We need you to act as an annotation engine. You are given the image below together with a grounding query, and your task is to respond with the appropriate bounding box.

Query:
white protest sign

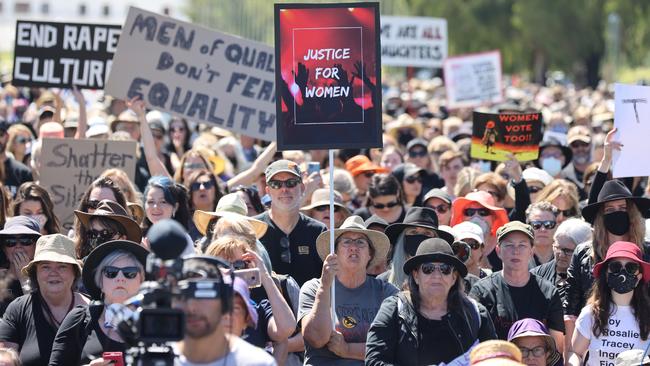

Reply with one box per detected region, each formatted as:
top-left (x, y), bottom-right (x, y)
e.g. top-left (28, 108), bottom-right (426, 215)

top-left (443, 50), bottom-right (503, 109)
top-left (380, 16), bottom-right (447, 68)
top-left (106, 7), bottom-right (276, 141)
top-left (613, 83), bottom-right (650, 178)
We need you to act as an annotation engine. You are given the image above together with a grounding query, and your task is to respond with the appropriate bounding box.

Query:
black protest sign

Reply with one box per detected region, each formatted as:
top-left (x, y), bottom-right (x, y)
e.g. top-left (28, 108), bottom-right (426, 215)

top-left (105, 7), bottom-right (276, 141)
top-left (274, 2), bottom-right (382, 150)
top-left (13, 21), bottom-right (120, 89)
top-left (471, 111), bottom-right (543, 162)
top-left (39, 138), bottom-right (137, 231)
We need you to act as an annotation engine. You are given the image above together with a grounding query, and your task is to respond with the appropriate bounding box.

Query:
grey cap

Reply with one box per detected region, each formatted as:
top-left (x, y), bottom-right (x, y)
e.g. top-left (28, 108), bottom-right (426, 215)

top-left (423, 188), bottom-right (453, 205)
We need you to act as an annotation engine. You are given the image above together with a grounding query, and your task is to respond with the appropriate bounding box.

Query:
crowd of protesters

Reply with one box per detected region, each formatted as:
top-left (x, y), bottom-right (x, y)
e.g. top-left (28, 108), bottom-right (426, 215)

top-left (0, 75), bottom-right (647, 366)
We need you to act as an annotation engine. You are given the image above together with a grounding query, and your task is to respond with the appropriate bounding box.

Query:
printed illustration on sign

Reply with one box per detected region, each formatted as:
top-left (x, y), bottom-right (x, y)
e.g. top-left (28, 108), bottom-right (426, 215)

top-left (471, 111), bottom-right (542, 162)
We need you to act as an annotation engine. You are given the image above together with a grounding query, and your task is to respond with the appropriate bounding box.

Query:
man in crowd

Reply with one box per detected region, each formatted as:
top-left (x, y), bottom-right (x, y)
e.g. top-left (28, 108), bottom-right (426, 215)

top-left (525, 202), bottom-right (560, 267)
top-left (561, 125), bottom-right (592, 198)
top-left (422, 188), bottom-right (453, 226)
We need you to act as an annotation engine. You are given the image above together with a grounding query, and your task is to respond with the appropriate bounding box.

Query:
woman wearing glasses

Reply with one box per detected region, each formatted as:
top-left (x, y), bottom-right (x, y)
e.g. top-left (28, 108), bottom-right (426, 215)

top-left (525, 202), bottom-right (560, 267)
top-left (0, 234), bottom-right (89, 366)
top-left (6, 124), bottom-right (33, 166)
top-left (390, 163), bottom-right (424, 209)
top-left (165, 118), bottom-right (192, 173)
top-left (184, 169), bottom-right (223, 240)
top-left (11, 183), bottom-right (60, 235)
top-left (366, 238), bottom-right (496, 365)
top-left (534, 179), bottom-right (580, 223)
top-left (354, 174), bottom-right (405, 225)
top-left (49, 240), bottom-right (148, 366)
top-left (569, 241), bottom-right (650, 366)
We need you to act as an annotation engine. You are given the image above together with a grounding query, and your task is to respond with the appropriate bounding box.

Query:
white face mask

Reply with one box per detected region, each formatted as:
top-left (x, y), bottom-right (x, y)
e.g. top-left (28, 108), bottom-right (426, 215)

top-left (541, 157), bottom-right (563, 177)
top-left (469, 216), bottom-right (490, 236)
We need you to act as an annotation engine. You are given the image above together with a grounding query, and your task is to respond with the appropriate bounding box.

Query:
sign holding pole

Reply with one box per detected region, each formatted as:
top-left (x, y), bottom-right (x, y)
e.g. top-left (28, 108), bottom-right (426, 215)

top-left (613, 83), bottom-right (650, 178)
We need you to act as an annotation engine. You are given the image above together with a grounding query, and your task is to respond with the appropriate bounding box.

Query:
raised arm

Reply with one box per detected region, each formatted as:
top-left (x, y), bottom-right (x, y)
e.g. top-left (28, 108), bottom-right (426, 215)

top-left (227, 142), bottom-right (277, 189)
top-left (72, 87), bottom-right (87, 139)
top-left (127, 97), bottom-right (171, 178)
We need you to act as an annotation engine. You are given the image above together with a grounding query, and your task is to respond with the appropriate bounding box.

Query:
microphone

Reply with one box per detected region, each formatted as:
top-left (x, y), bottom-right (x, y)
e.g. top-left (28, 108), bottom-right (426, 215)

top-left (147, 219), bottom-right (187, 260)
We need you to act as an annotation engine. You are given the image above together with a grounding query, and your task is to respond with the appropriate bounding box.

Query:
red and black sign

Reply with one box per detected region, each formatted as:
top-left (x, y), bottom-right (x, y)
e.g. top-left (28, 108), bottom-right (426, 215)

top-left (471, 111), bottom-right (543, 162)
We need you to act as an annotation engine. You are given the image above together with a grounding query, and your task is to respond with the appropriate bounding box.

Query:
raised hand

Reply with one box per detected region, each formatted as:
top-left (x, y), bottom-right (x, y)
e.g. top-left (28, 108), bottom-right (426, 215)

top-left (294, 62), bottom-right (309, 91)
top-left (126, 96), bottom-right (146, 118)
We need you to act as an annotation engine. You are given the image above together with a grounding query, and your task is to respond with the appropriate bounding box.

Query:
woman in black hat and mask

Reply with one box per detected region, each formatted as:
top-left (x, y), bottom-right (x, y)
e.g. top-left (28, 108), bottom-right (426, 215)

top-left (366, 238), bottom-right (496, 365)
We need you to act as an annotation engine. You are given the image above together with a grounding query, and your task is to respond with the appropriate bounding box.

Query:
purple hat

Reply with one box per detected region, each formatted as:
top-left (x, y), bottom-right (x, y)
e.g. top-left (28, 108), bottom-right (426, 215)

top-left (507, 318), bottom-right (561, 365)
top-left (232, 277), bottom-right (258, 329)
top-left (0, 216), bottom-right (41, 237)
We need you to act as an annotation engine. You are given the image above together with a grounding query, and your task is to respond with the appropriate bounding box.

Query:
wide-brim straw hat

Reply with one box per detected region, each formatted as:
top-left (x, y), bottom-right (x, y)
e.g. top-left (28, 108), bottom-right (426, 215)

top-left (316, 215), bottom-right (390, 269)
top-left (300, 188), bottom-right (351, 216)
top-left (22, 234), bottom-right (82, 276)
top-left (193, 193), bottom-right (268, 238)
top-left (470, 340), bottom-right (525, 366)
top-left (109, 109), bottom-right (139, 132)
top-left (74, 200), bottom-right (142, 243)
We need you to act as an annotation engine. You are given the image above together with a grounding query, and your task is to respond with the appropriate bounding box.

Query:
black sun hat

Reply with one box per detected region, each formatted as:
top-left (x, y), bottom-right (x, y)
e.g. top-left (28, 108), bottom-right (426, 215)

top-left (385, 207), bottom-right (454, 245)
top-left (403, 238), bottom-right (468, 277)
top-left (582, 180), bottom-right (650, 224)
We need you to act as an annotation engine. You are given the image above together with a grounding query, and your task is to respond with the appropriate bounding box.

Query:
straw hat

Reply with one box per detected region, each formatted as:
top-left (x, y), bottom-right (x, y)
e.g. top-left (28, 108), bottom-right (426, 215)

top-left (470, 340), bottom-right (525, 365)
top-left (193, 193), bottom-right (268, 238)
top-left (315, 215), bottom-right (390, 269)
top-left (109, 109), bottom-right (139, 132)
top-left (22, 234), bottom-right (81, 276)
top-left (300, 188), bottom-right (351, 216)
top-left (74, 200), bottom-right (142, 243)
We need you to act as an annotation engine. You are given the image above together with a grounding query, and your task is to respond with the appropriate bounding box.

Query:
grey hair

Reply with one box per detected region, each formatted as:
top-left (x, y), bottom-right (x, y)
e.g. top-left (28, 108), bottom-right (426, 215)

top-left (553, 218), bottom-right (592, 246)
top-left (323, 168), bottom-right (357, 197)
top-left (93, 250), bottom-right (144, 290)
top-left (387, 232), bottom-right (408, 289)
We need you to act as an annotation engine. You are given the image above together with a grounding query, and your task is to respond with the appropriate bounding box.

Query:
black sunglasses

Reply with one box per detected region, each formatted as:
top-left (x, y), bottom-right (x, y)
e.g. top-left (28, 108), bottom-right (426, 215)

top-left (560, 208), bottom-right (577, 217)
top-left (427, 203), bottom-right (450, 214)
top-left (86, 229), bottom-right (117, 242)
top-left (405, 175), bottom-right (422, 184)
top-left (463, 208), bottom-right (491, 217)
top-left (420, 262), bottom-right (453, 275)
top-left (313, 205), bottom-right (341, 213)
top-left (4, 236), bottom-right (37, 247)
top-left (529, 220), bottom-right (557, 230)
top-left (373, 201), bottom-right (400, 210)
top-left (408, 150), bottom-right (427, 158)
top-left (268, 179), bottom-right (301, 190)
top-left (102, 266), bottom-right (140, 279)
top-left (190, 180), bottom-right (215, 191)
top-left (608, 261), bottom-right (641, 275)
top-left (280, 237), bottom-right (291, 264)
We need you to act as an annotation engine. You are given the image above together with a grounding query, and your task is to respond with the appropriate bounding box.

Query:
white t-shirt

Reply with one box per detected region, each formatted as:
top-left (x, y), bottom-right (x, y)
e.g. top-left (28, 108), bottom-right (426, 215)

top-left (576, 304), bottom-right (650, 366)
top-left (174, 337), bottom-right (276, 366)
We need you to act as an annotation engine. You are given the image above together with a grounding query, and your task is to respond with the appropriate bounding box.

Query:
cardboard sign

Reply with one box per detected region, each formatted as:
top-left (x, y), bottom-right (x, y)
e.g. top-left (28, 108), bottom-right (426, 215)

top-left (12, 21), bottom-right (120, 89)
top-left (274, 2), bottom-right (382, 150)
top-left (470, 111), bottom-right (543, 162)
top-left (105, 7), bottom-right (276, 141)
top-left (443, 51), bottom-right (503, 109)
top-left (39, 138), bottom-right (137, 231)
top-left (613, 83), bottom-right (650, 178)
top-left (380, 16), bottom-right (447, 68)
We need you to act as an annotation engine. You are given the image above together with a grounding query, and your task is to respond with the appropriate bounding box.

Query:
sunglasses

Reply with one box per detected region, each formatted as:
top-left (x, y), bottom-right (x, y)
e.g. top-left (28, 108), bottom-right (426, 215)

top-left (420, 262), bottom-right (453, 275)
top-left (529, 220), bottom-right (557, 230)
top-left (102, 266), bottom-right (140, 279)
top-left (15, 136), bottom-right (29, 144)
top-left (190, 180), bottom-right (215, 191)
top-left (408, 150), bottom-right (427, 158)
top-left (373, 201), bottom-right (400, 210)
top-left (4, 236), bottom-right (37, 247)
top-left (528, 186), bottom-right (543, 194)
top-left (405, 175), bottom-right (422, 184)
top-left (267, 178), bottom-right (301, 190)
top-left (427, 203), bottom-right (450, 215)
top-left (313, 205), bottom-right (341, 213)
top-left (463, 208), bottom-right (491, 217)
top-left (559, 208), bottom-right (577, 217)
top-left (362, 172), bottom-right (375, 178)
top-left (86, 229), bottom-right (117, 242)
top-left (280, 237), bottom-right (291, 264)
top-left (519, 346), bottom-right (547, 358)
top-left (608, 261), bottom-right (641, 275)
top-left (184, 163), bottom-right (206, 170)
top-left (452, 241), bottom-right (471, 263)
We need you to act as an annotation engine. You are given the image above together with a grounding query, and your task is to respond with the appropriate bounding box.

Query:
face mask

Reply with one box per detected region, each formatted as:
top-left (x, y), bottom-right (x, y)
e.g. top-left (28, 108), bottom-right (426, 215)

top-left (550, 125), bottom-right (568, 134)
top-left (28, 214), bottom-right (47, 229)
top-left (471, 160), bottom-right (492, 173)
top-left (404, 234), bottom-right (430, 257)
top-left (607, 271), bottom-right (638, 294)
top-left (541, 157), bottom-right (562, 176)
top-left (604, 211), bottom-right (630, 236)
top-left (469, 216), bottom-right (490, 236)
top-left (398, 130), bottom-right (415, 146)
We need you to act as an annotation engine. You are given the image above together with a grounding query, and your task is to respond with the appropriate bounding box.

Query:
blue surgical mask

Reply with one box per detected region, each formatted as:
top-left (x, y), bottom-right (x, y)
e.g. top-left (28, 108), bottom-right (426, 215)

top-left (541, 157), bottom-right (562, 177)
top-left (472, 160), bottom-right (492, 173)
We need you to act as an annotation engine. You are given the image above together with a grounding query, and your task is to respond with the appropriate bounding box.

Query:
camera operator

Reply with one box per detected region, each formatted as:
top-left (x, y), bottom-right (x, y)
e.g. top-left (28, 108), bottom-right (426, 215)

top-left (174, 255), bottom-right (276, 365)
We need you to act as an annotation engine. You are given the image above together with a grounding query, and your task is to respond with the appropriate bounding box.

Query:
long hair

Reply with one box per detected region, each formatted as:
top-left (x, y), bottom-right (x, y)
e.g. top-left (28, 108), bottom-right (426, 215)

top-left (407, 267), bottom-right (466, 315)
top-left (185, 169), bottom-right (222, 212)
top-left (173, 149), bottom-right (213, 184)
top-left (534, 179), bottom-right (580, 217)
top-left (591, 200), bottom-right (646, 262)
top-left (588, 262), bottom-right (650, 340)
top-left (164, 117), bottom-right (192, 156)
top-left (142, 176), bottom-right (190, 233)
top-left (388, 232), bottom-right (408, 289)
top-left (11, 182), bottom-right (60, 234)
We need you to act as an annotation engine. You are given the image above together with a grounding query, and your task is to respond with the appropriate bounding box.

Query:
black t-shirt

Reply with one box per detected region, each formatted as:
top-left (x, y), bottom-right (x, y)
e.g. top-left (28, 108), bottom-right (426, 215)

top-left (417, 314), bottom-right (460, 365)
top-left (352, 206), bottom-right (406, 224)
top-left (255, 212), bottom-right (326, 286)
top-left (135, 145), bottom-right (174, 192)
top-left (49, 305), bottom-right (126, 366)
top-left (469, 272), bottom-right (564, 339)
top-left (0, 293), bottom-right (57, 366)
top-left (0, 277), bottom-right (24, 317)
top-left (4, 157), bottom-right (33, 196)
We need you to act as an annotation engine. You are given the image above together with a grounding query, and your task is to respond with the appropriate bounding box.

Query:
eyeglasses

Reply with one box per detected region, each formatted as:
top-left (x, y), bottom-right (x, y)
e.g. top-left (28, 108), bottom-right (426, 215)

top-left (190, 180), bottom-right (215, 191)
top-left (267, 178), bottom-right (301, 190)
top-left (529, 220), bottom-right (557, 230)
top-left (405, 175), bottom-right (422, 184)
top-left (420, 262), bottom-right (453, 275)
top-left (87, 200), bottom-right (101, 210)
top-left (338, 238), bottom-right (369, 248)
top-left (608, 261), bottom-right (641, 275)
top-left (15, 136), bottom-right (29, 144)
top-left (362, 172), bottom-right (375, 178)
top-left (427, 203), bottom-right (450, 214)
top-left (553, 245), bottom-right (574, 257)
top-left (463, 208), bottom-right (491, 217)
top-left (452, 241), bottom-right (471, 263)
top-left (102, 266), bottom-right (140, 279)
top-left (280, 237), bottom-right (291, 263)
top-left (4, 236), bottom-right (37, 247)
top-left (86, 229), bottom-right (117, 242)
top-left (183, 163), bottom-right (206, 170)
top-left (408, 150), bottom-right (427, 158)
top-left (518, 346), bottom-right (547, 358)
top-left (313, 205), bottom-right (341, 213)
top-left (373, 201), bottom-right (400, 210)
top-left (559, 208), bottom-right (577, 217)
top-left (528, 186), bottom-right (543, 194)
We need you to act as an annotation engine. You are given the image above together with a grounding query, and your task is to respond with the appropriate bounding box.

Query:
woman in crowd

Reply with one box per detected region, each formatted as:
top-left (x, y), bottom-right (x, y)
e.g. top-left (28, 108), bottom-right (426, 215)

top-left (380, 145), bottom-right (404, 172)
top-left (354, 174), bottom-right (406, 224)
top-left (390, 163), bottom-right (424, 208)
top-left (453, 221), bottom-right (490, 279)
top-left (6, 124), bottom-right (33, 166)
top-left (99, 168), bottom-right (142, 205)
top-left (74, 200), bottom-right (142, 259)
top-left (142, 175), bottom-right (190, 235)
top-left (173, 149), bottom-right (214, 185)
top-left (230, 185), bottom-right (265, 216)
top-left (0, 234), bottom-right (89, 366)
top-left (301, 188), bottom-right (350, 229)
top-left (11, 183), bottom-right (60, 235)
top-left (508, 318), bottom-right (563, 366)
top-left (534, 179), bottom-right (581, 223)
top-left (366, 238), bottom-right (496, 365)
top-left (165, 117), bottom-right (192, 172)
top-left (438, 150), bottom-right (465, 200)
top-left (184, 169), bottom-right (222, 240)
top-left (49, 240), bottom-right (149, 365)
top-left (569, 241), bottom-right (650, 366)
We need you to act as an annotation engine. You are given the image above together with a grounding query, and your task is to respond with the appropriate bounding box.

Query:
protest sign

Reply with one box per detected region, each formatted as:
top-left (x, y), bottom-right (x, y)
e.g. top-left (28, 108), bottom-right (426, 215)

top-left (274, 2), bottom-right (382, 150)
top-left (443, 50), bottom-right (503, 109)
top-left (105, 7), bottom-right (275, 141)
top-left (613, 83), bottom-right (650, 178)
top-left (12, 21), bottom-right (120, 89)
top-left (380, 16), bottom-right (447, 68)
top-left (39, 138), bottom-right (137, 231)
top-left (471, 111), bottom-right (542, 162)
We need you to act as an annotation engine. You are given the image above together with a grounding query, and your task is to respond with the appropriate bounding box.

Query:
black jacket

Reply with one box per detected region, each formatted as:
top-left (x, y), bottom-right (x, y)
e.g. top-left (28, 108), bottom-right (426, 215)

top-left (365, 292), bottom-right (496, 366)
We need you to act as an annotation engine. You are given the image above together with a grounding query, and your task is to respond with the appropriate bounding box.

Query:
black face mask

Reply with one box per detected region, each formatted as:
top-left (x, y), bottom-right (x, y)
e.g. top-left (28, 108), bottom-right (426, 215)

top-left (404, 234), bottom-right (430, 257)
top-left (604, 211), bottom-right (630, 236)
top-left (607, 271), bottom-right (638, 294)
